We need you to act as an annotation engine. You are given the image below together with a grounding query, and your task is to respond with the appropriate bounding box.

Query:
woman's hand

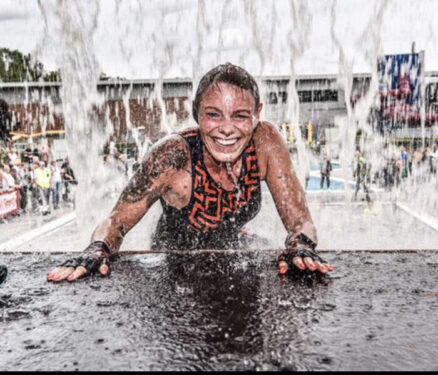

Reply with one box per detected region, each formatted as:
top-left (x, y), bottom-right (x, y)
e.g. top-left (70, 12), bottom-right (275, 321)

top-left (278, 233), bottom-right (335, 275)
top-left (46, 241), bottom-right (112, 283)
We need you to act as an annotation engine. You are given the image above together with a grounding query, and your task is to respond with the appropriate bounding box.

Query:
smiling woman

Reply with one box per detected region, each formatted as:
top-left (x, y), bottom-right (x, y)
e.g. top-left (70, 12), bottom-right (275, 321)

top-left (46, 63), bottom-right (334, 283)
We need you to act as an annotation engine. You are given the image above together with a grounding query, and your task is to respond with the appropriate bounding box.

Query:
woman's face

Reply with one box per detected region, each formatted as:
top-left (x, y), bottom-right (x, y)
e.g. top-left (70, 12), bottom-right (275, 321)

top-left (198, 82), bottom-right (262, 163)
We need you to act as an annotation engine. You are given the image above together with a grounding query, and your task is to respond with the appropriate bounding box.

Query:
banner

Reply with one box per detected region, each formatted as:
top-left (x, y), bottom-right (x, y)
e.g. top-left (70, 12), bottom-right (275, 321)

top-left (0, 189), bottom-right (20, 219)
top-left (377, 52), bottom-right (425, 126)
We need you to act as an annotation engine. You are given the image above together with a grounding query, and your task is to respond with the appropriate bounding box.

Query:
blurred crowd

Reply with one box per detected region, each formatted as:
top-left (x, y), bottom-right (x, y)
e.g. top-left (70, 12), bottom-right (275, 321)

top-left (315, 143), bottom-right (437, 204)
top-left (344, 144), bottom-right (437, 206)
top-left (3, 136), bottom-right (436, 222)
top-left (0, 138), bottom-right (144, 222)
top-left (377, 145), bottom-right (438, 189)
top-left (0, 143), bottom-right (77, 217)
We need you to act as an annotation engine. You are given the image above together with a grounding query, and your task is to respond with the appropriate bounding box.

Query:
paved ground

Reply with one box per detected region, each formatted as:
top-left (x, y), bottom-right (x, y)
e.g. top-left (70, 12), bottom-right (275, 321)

top-left (0, 204), bottom-right (75, 249)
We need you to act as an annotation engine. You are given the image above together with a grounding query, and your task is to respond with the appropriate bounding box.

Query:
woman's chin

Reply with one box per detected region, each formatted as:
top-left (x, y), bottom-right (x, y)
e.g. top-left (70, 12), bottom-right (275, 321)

top-left (212, 153), bottom-right (239, 163)
top-left (206, 145), bottom-right (244, 163)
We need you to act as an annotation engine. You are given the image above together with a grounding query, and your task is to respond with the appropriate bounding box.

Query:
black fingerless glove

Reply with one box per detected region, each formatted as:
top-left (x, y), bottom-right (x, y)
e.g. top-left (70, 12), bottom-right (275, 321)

top-left (278, 233), bottom-right (326, 267)
top-left (59, 241), bottom-right (113, 274)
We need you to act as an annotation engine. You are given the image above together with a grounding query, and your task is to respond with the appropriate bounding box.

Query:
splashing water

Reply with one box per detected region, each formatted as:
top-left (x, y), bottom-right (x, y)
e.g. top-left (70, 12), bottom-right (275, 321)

top-left (226, 161), bottom-right (242, 202)
top-left (2, 3), bottom-right (438, 372)
top-left (2, 0), bottom-right (435, 252)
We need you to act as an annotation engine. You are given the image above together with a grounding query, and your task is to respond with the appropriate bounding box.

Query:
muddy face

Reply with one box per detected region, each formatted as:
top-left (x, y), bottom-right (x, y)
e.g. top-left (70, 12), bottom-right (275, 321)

top-left (198, 82), bottom-right (262, 163)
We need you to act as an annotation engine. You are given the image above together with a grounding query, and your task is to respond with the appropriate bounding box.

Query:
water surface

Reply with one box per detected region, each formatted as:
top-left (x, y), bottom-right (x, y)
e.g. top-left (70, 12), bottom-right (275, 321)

top-left (1, 251), bottom-right (438, 371)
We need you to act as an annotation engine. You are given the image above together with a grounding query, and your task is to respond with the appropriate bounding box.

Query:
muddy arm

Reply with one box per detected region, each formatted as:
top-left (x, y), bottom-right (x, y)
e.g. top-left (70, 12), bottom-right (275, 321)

top-left (260, 124), bottom-right (317, 244)
top-left (90, 134), bottom-right (191, 253)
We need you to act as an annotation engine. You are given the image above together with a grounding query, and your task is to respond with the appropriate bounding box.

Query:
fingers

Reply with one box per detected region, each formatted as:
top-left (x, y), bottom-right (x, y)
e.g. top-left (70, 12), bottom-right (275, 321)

top-left (314, 261), bottom-right (335, 273)
top-left (301, 258), bottom-right (335, 273)
top-left (46, 266), bottom-right (63, 280)
top-left (326, 264), bottom-right (335, 271)
top-left (278, 256), bottom-right (335, 275)
top-left (278, 260), bottom-right (288, 274)
top-left (292, 256), bottom-right (306, 270)
top-left (47, 259), bottom-right (111, 283)
top-left (314, 261), bottom-right (328, 273)
top-left (47, 266), bottom-right (75, 282)
top-left (303, 257), bottom-right (317, 271)
top-left (66, 266), bottom-right (88, 282)
top-left (99, 263), bottom-right (110, 276)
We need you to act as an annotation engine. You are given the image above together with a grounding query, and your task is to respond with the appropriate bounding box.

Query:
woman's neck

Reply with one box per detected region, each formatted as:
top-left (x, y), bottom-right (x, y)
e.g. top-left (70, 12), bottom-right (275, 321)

top-left (202, 146), bottom-right (242, 189)
top-left (203, 147), bottom-right (241, 173)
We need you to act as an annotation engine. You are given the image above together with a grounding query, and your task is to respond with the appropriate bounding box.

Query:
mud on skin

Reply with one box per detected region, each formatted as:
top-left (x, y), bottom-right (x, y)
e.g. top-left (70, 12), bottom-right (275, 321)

top-left (119, 138), bottom-right (189, 204)
top-left (1, 251), bottom-right (438, 371)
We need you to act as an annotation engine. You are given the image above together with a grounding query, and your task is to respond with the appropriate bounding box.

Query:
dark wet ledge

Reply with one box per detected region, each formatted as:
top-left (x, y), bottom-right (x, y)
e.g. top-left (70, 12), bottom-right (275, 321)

top-left (2, 248), bottom-right (438, 255)
top-left (1, 251), bottom-right (438, 371)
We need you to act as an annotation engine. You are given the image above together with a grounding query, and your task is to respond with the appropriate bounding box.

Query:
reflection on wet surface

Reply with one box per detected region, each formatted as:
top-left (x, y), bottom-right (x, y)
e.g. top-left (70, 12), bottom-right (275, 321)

top-left (1, 251), bottom-right (438, 370)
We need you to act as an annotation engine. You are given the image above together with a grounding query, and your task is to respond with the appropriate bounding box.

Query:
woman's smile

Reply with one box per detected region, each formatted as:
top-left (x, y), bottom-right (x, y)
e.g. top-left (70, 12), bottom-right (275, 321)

top-left (213, 137), bottom-right (239, 146)
top-left (198, 82), bottom-right (262, 163)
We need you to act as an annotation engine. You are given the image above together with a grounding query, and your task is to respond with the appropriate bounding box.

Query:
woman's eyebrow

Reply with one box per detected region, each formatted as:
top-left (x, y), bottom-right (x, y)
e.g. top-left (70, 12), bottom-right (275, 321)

top-left (233, 109), bottom-right (252, 114)
top-left (203, 106), bottom-right (222, 112)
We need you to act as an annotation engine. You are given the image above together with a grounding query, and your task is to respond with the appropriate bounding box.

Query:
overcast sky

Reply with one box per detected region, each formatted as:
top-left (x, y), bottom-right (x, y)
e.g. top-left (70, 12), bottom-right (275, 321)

top-left (0, 0), bottom-right (437, 79)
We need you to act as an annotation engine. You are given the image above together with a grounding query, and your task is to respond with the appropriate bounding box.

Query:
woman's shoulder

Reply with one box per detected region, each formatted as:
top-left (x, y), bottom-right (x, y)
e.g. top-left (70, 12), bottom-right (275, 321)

top-left (252, 121), bottom-right (289, 178)
top-left (151, 132), bottom-right (191, 153)
top-left (253, 121), bottom-right (287, 150)
top-left (145, 132), bottom-right (192, 170)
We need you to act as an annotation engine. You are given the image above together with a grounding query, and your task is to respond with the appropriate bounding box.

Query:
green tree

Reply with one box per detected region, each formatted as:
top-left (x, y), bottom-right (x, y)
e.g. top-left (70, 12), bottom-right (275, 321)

top-left (99, 72), bottom-right (110, 81)
top-left (99, 72), bottom-right (127, 81)
top-left (43, 69), bottom-right (61, 82)
top-left (0, 47), bottom-right (60, 83)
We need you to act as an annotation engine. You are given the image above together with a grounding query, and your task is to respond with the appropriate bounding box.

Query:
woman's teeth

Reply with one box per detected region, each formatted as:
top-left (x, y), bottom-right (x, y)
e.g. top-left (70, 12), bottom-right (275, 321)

top-left (214, 138), bottom-right (238, 146)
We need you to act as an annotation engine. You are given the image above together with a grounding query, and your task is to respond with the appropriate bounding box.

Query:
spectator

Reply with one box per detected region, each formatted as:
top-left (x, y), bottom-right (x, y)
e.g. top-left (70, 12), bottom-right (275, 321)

top-left (430, 146), bottom-right (438, 175)
top-left (34, 161), bottom-right (51, 215)
top-left (17, 162), bottom-right (30, 213)
top-left (51, 160), bottom-right (62, 209)
top-left (61, 157), bottom-right (77, 203)
top-left (412, 147), bottom-right (423, 170)
top-left (32, 155), bottom-right (40, 166)
top-left (353, 151), bottom-right (371, 204)
top-left (23, 143), bottom-right (34, 164)
top-left (320, 153), bottom-right (332, 190)
top-left (0, 164), bottom-right (15, 190)
top-left (382, 157), bottom-right (394, 189)
top-left (394, 157), bottom-right (402, 187)
top-left (29, 162), bottom-right (40, 212)
top-left (400, 146), bottom-right (410, 178)
top-left (32, 147), bottom-right (41, 159)
top-left (7, 146), bottom-right (18, 165)
top-left (41, 152), bottom-right (50, 165)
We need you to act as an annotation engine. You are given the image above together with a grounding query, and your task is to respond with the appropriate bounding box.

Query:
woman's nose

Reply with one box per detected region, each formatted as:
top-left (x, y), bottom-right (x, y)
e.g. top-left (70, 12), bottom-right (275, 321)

top-left (218, 120), bottom-right (235, 136)
top-left (218, 126), bottom-right (234, 137)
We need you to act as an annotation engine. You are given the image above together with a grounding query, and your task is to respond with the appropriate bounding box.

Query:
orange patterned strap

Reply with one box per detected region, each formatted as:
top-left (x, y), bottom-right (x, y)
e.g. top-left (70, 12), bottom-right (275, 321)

top-left (176, 127), bottom-right (261, 234)
top-left (188, 148), bottom-right (260, 232)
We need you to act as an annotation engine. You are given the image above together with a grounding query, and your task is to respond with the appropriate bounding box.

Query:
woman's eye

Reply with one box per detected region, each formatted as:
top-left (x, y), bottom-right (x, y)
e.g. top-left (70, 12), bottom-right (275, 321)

top-left (235, 114), bottom-right (250, 120)
top-left (206, 112), bottom-right (220, 118)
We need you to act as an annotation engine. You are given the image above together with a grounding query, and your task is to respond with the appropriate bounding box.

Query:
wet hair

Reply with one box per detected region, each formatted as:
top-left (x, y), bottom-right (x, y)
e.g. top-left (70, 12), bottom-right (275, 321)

top-left (192, 63), bottom-right (260, 123)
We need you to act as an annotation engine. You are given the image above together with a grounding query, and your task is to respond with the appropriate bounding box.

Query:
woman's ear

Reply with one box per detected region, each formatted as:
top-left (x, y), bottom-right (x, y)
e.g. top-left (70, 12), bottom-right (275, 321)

top-left (254, 102), bottom-right (263, 121)
top-left (192, 100), bottom-right (198, 123)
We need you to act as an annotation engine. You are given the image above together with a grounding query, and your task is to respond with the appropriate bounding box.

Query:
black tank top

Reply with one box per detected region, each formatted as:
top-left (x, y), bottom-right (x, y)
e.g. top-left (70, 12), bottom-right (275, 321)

top-left (151, 127), bottom-right (262, 250)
